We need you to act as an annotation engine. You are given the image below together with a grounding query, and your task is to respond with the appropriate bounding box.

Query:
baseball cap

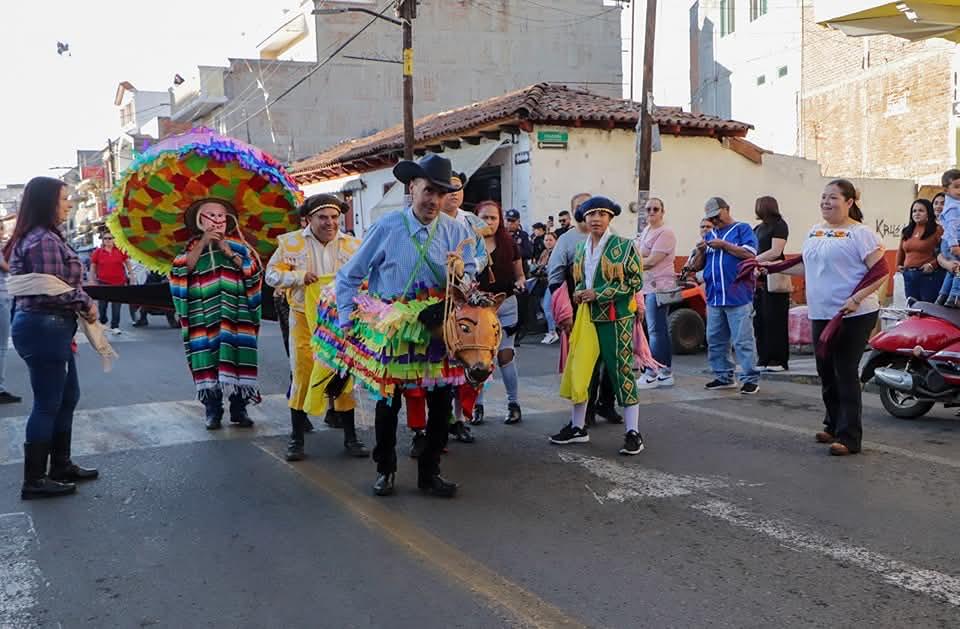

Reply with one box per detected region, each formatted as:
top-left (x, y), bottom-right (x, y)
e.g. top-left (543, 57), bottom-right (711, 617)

top-left (704, 197), bottom-right (729, 219)
top-left (505, 209), bottom-right (521, 221)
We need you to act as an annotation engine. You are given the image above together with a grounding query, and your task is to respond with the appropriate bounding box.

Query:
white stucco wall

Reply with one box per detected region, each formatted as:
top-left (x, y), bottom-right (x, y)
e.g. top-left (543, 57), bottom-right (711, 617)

top-left (650, 135), bottom-right (917, 255)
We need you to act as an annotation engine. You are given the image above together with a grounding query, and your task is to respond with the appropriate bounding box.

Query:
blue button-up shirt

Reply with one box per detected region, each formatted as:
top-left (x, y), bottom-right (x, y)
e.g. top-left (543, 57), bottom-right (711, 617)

top-left (336, 206), bottom-right (477, 326)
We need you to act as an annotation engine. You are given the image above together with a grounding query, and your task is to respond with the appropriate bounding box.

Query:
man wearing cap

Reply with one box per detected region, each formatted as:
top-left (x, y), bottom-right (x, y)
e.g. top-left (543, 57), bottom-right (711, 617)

top-left (549, 196), bottom-right (645, 455)
top-left (266, 194), bottom-right (369, 461)
top-left (547, 193), bottom-right (622, 425)
top-left (687, 197), bottom-right (761, 394)
top-left (336, 154), bottom-right (476, 498)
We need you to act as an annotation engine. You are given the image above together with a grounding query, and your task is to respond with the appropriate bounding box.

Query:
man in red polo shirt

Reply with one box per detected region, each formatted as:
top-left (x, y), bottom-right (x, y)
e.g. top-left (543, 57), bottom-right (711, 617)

top-left (90, 233), bottom-right (132, 333)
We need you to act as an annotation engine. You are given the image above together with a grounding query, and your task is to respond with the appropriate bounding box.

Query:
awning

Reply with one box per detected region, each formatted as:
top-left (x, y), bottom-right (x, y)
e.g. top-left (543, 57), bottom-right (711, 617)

top-left (301, 174), bottom-right (365, 197)
top-left (818, 1), bottom-right (960, 42)
top-left (366, 137), bottom-right (507, 225)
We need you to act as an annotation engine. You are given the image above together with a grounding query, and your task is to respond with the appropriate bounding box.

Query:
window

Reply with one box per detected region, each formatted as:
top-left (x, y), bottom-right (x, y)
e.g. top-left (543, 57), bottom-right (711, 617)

top-left (749, 0), bottom-right (767, 21)
top-left (777, 65), bottom-right (788, 78)
top-left (720, 0), bottom-right (736, 37)
top-left (756, 75), bottom-right (766, 86)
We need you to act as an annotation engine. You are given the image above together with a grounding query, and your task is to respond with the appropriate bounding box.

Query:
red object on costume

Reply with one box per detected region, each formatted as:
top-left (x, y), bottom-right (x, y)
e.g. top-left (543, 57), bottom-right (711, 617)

top-left (404, 388), bottom-right (426, 430)
top-left (458, 383), bottom-right (478, 419)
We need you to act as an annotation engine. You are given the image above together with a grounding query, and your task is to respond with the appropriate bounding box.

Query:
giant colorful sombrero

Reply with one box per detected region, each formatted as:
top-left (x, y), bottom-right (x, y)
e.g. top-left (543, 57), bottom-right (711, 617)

top-left (107, 128), bottom-right (303, 273)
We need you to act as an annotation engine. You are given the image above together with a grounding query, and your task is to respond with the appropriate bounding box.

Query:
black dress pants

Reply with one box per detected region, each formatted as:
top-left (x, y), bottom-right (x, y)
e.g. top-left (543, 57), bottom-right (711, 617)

top-left (812, 312), bottom-right (878, 453)
top-left (754, 288), bottom-right (790, 369)
top-left (373, 387), bottom-right (452, 481)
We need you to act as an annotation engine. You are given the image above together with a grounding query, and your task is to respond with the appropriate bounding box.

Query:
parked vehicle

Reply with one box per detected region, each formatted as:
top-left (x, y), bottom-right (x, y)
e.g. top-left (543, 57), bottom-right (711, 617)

top-left (860, 302), bottom-right (960, 419)
top-left (669, 281), bottom-right (708, 355)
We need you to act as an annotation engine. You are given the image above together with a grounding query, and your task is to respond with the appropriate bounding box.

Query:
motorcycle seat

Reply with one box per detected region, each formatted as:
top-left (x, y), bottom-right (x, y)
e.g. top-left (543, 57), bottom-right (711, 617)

top-left (916, 301), bottom-right (960, 329)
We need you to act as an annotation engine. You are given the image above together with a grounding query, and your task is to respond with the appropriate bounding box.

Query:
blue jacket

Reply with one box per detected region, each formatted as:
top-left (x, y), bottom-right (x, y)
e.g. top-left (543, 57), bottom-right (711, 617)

top-left (703, 222), bottom-right (758, 307)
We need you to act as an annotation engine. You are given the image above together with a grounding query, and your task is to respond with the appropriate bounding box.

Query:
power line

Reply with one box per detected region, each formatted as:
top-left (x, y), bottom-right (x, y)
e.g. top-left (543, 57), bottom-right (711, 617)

top-left (225, 0), bottom-right (398, 135)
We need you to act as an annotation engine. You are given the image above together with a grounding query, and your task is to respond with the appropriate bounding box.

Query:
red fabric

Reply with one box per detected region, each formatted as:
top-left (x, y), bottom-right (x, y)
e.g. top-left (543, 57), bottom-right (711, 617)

top-left (814, 258), bottom-right (889, 359)
top-left (91, 247), bottom-right (128, 285)
top-left (458, 384), bottom-right (478, 419)
top-left (404, 388), bottom-right (426, 430)
top-left (734, 255), bottom-right (803, 287)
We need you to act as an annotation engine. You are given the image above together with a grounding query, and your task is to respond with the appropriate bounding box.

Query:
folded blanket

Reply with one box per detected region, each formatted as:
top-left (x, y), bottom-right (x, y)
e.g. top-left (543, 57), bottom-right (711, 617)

top-left (8, 273), bottom-right (118, 372)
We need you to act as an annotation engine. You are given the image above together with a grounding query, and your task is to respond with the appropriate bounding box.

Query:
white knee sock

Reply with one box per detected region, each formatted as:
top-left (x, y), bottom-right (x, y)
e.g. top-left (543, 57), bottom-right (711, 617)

top-left (624, 404), bottom-right (640, 433)
top-left (572, 402), bottom-right (588, 429)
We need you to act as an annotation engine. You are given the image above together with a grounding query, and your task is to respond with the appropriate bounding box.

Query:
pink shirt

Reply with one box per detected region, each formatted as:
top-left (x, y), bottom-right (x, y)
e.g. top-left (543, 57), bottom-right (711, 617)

top-left (638, 225), bottom-right (677, 290)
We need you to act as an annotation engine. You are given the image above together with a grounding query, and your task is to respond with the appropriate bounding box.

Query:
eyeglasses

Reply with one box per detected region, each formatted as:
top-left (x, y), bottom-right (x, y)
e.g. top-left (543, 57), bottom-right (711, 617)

top-left (645, 207), bottom-right (662, 214)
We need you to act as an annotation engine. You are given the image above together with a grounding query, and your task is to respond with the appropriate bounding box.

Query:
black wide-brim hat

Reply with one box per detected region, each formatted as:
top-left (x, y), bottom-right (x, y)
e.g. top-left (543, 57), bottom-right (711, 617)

top-left (574, 196), bottom-right (622, 222)
top-left (393, 154), bottom-right (463, 193)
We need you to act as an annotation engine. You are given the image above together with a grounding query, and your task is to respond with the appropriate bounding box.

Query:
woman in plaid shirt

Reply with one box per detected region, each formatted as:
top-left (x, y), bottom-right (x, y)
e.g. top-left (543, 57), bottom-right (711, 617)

top-left (5, 177), bottom-right (100, 500)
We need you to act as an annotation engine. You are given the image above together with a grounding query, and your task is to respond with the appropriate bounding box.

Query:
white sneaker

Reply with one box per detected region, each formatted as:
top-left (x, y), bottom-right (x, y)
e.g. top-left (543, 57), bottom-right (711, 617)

top-left (111, 328), bottom-right (122, 335)
top-left (547, 332), bottom-right (559, 344)
top-left (636, 372), bottom-right (659, 390)
top-left (656, 372), bottom-right (675, 387)
top-left (541, 332), bottom-right (559, 344)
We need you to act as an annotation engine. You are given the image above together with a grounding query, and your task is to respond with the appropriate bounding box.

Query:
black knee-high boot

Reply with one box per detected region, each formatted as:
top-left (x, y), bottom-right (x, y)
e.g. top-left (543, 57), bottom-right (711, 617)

top-left (341, 409), bottom-right (369, 458)
top-left (21, 442), bottom-right (75, 500)
top-left (286, 409), bottom-right (307, 461)
top-left (49, 431), bottom-right (98, 481)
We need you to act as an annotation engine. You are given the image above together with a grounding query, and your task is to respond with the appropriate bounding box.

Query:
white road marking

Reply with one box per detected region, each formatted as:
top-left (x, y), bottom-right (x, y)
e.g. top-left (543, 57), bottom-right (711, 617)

top-left (560, 452), bottom-right (960, 609)
top-left (674, 402), bottom-right (960, 470)
top-left (0, 512), bottom-right (43, 628)
top-left (692, 499), bottom-right (960, 608)
top-left (558, 451), bottom-right (726, 500)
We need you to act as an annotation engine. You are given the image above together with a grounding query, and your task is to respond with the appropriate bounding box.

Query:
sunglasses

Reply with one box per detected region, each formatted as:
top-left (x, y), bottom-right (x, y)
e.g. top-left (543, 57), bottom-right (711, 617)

top-left (645, 207), bottom-right (662, 214)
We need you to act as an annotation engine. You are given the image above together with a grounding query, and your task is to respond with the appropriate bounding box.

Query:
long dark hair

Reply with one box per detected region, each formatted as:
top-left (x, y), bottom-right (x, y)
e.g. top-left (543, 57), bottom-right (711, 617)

top-left (754, 196), bottom-right (781, 224)
top-left (475, 200), bottom-right (514, 271)
top-left (901, 198), bottom-right (937, 240)
top-left (3, 177), bottom-right (66, 259)
top-left (827, 179), bottom-right (863, 223)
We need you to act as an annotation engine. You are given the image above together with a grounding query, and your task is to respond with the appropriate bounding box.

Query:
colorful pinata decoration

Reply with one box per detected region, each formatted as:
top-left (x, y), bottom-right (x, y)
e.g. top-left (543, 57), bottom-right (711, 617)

top-left (313, 282), bottom-right (466, 400)
top-left (106, 128), bottom-right (303, 273)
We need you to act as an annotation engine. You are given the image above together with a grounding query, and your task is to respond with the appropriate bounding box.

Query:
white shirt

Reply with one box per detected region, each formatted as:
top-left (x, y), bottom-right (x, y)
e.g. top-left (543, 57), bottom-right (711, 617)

top-left (308, 228), bottom-right (342, 276)
top-left (802, 222), bottom-right (883, 320)
top-left (583, 229), bottom-right (612, 290)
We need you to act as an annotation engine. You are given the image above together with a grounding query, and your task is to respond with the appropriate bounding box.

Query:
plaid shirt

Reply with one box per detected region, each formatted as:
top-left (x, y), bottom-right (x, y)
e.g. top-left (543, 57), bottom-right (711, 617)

top-left (8, 227), bottom-right (92, 314)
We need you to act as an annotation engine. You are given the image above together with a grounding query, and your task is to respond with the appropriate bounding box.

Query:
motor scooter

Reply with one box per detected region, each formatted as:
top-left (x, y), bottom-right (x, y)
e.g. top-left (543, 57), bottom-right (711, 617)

top-left (861, 301), bottom-right (960, 419)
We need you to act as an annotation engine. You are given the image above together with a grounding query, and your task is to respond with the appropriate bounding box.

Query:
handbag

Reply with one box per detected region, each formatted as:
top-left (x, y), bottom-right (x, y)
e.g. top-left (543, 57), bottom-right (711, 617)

top-left (766, 272), bottom-right (793, 293)
top-left (654, 286), bottom-right (684, 306)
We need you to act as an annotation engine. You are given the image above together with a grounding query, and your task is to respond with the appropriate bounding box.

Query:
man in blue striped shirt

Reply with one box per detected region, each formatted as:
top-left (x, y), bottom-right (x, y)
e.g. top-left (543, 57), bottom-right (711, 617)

top-left (687, 197), bottom-right (761, 394)
top-left (336, 155), bottom-right (476, 498)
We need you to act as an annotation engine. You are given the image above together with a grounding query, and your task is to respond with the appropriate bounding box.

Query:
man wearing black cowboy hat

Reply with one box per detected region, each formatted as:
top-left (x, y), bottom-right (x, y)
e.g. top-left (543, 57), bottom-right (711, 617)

top-left (266, 193), bottom-right (369, 461)
top-left (335, 154), bottom-right (477, 498)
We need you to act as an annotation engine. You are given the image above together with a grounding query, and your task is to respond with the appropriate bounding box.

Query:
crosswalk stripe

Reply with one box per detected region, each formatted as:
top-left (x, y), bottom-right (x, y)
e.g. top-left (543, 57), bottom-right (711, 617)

top-left (0, 512), bottom-right (43, 628)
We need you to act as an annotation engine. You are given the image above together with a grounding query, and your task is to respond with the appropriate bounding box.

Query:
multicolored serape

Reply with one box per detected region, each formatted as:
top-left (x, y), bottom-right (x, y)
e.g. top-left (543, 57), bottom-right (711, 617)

top-left (313, 282), bottom-right (465, 400)
top-left (171, 238), bottom-right (263, 403)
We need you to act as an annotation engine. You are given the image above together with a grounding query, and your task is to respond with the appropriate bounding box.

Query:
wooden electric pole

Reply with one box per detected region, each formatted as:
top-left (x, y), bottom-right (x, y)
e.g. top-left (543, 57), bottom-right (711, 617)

top-left (399, 0), bottom-right (416, 161)
top-left (636, 0), bottom-right (657, 233)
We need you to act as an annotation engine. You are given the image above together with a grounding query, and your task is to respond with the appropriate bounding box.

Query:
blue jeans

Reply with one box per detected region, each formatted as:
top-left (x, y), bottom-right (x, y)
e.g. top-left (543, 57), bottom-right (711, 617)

top-left (903, 268), bottom-right (946, 302)
top-left (644, 292), bottom-right (672, 369)
top-left (707, 303), bottom-right (759, 385)
top-left (541, 287), bottom-right (556, 331)
top-left (0, 297), bottom-right (9, 393)
top-left (11, 311), bottom-right (80, 443)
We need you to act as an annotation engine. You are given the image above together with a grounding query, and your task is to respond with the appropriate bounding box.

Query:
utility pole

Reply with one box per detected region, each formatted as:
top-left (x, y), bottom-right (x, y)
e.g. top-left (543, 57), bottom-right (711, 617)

top-left (636, 0), bottom-right (657, 233)
top-left (399, 0), bottom-right (416, 161)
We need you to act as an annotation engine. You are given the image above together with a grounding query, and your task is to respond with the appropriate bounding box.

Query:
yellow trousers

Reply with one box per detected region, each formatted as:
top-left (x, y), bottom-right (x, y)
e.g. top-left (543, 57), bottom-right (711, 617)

top-left (288, 308), bottom-right (354, 414)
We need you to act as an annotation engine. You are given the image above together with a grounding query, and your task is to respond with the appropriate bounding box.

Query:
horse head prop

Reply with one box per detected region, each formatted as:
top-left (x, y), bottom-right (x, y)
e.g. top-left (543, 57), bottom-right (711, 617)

top-left (443, 284), bottom-right (505, 385)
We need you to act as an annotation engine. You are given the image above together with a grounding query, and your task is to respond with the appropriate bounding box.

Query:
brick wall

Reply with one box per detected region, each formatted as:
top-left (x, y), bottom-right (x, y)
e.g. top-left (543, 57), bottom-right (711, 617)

top-left (800, 5), bottom-right (956, 182)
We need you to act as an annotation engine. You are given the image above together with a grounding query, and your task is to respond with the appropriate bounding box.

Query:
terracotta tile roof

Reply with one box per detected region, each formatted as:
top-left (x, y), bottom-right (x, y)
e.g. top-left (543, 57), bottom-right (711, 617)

top-left (291, 83), bottom-right (753, 179)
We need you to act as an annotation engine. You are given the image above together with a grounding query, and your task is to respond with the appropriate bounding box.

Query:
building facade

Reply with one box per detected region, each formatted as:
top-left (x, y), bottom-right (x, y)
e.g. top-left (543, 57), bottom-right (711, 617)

top-left (171, 0), bottom-right (626, 164)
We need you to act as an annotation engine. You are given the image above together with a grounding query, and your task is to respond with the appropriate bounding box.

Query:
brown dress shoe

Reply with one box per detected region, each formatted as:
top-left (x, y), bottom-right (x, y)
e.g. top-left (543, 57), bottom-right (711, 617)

top-left (829, 443), bottom-right (852, 456)
top-left (815, 431), bottom-right (835, 444)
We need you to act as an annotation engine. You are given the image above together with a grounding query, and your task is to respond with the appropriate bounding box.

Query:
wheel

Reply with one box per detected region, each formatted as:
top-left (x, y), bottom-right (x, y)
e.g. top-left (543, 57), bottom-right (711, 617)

top-left (668, 308), bottom-right (705, 355)
top-left (879, 385), bottom-right (934, 419)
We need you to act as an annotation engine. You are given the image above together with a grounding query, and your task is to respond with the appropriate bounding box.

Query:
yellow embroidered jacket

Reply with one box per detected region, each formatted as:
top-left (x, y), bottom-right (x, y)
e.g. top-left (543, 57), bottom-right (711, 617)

top-left (265, 228), bottom-right (361, 313)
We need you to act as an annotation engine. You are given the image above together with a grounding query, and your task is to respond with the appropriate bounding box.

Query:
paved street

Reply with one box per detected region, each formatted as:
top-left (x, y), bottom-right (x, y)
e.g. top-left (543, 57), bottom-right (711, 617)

top-left (1, 319), bottom-right (959, 628)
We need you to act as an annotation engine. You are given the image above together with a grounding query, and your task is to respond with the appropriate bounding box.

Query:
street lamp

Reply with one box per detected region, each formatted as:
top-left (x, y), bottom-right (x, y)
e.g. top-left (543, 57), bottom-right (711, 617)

top-left (313, 1), bottom-right (415, 161)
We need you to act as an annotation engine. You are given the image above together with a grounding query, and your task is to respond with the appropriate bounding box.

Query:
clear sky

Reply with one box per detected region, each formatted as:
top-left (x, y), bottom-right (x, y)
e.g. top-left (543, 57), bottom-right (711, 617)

top-left (0, 1), bottom-right (293, 184)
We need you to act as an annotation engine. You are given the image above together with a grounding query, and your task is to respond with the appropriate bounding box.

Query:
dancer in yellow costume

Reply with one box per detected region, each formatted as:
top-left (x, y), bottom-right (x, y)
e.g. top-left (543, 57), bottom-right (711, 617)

top-left (265, 194), bottom-right (368, 461)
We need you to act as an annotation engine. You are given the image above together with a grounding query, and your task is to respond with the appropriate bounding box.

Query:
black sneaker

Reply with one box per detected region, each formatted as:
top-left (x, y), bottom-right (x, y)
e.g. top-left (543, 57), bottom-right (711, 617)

top-left (549, 423), bottom-right (589, 445)
top-left (504, 402), bottom-right (522, 425)
top-left (704, 379), bottom-right (737, 390)
top-left (619, 430), bottom-right (644, 455)
top-left (0, 392), bottom-right (22, 404)
top-left (740, 382), bottom-right (759, 395)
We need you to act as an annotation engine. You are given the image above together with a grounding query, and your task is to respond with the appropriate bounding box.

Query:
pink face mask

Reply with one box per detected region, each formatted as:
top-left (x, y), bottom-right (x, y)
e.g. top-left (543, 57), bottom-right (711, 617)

top-left (198, 208), bottom-right (228, 235)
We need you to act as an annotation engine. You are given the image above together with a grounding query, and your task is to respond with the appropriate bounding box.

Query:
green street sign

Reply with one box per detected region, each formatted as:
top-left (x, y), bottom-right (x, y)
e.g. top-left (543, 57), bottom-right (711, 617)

top-left (537, 130), bottom-right (568, 144)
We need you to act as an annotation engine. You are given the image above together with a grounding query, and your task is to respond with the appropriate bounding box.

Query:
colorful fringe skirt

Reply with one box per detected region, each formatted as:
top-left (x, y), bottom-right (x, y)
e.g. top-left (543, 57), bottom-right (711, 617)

top-left (313, 284), bottom-right (466, 400)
